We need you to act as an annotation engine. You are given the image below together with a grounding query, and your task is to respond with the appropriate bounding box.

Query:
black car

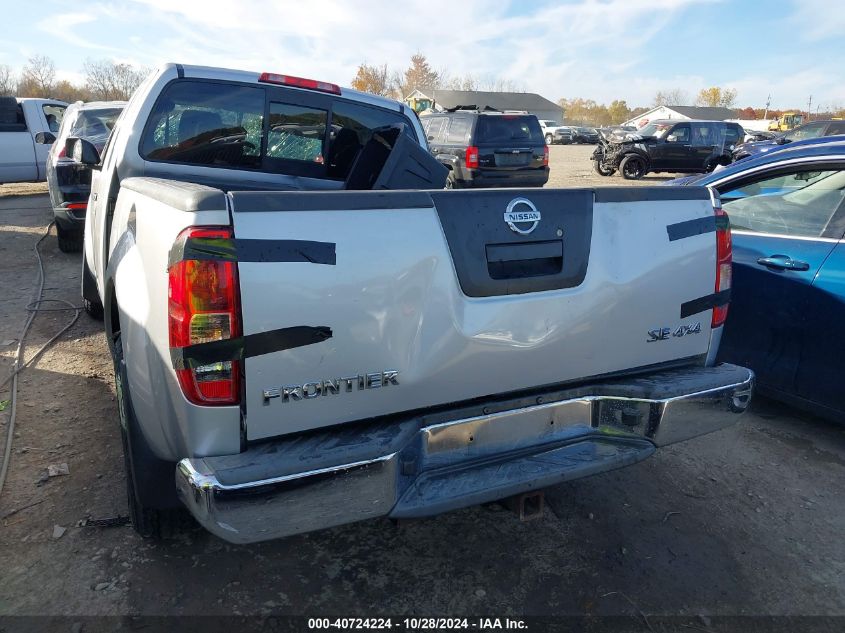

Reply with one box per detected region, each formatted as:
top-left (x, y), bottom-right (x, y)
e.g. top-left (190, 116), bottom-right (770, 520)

top-left (572, 127), bottom-right (599, 143)
top-left (47, 100), bottom-right (125, 252)
top-left (732, 119), bottom-right (845, 162)
top-left (592, 119), bottom-right (744, 180)
top-left (420, 109), bottom-right (549, 188)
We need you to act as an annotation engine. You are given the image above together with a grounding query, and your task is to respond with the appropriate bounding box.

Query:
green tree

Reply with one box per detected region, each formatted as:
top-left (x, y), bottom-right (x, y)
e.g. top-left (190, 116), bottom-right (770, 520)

top-left (402, 53), bottom-right (440, 95)
top-left (695, 86), bottom-right (737, 108)
top-left (607, 99), bottom-right (631, 124)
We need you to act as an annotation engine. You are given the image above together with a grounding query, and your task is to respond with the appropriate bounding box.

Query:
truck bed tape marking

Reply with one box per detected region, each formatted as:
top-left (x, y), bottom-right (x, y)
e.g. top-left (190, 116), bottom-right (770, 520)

top-left (666, 216), bottom-right (717, 241)
top-left (170, 326), bottom-right (333, 370)
top-left (680, 289), bottom-right (732, 318)
top-left (236, 239), bottom-right (336, 265)
top-left (169, 237), bottom-right (336, 267)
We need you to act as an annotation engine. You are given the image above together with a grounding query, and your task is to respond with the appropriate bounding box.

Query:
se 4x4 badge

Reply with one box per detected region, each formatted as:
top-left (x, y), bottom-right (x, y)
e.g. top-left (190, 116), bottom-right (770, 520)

top-left (504, 197), bottom-right (541, 235)
top-left (647, 322), bottom-right (702, 342)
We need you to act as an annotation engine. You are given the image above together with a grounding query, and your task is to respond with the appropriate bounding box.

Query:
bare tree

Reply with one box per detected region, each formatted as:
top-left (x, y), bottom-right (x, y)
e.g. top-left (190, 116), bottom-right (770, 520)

top-left (84, 58), bottom-right (149, 101)
top-left (0, 64), bottom-right (15, 96)
top-left (653, 88), bottom-right (689, 106)
top-left (20, 55), bottom-right (56, 97)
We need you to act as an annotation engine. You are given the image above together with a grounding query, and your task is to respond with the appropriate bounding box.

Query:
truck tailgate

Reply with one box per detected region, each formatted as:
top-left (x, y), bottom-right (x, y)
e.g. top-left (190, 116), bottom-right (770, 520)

top-left (229, 188), bottom-right (718, 441)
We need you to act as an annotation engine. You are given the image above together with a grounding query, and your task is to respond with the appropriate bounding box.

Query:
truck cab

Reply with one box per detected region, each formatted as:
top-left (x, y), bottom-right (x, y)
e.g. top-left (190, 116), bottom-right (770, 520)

top-left (0, 97), bottom-right (67, 183)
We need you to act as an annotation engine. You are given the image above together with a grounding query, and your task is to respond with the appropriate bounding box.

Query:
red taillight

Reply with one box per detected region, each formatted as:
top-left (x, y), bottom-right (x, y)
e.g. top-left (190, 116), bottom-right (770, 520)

top-left (465, 146), bottom-right (479, 169)
top-left (66, 202), bottom-right (87, 210)
top-left (57, 147), bottom-right (66, 158)
top-left (168, 227), bottom-right (241, 405)
top-left (543, 145), bottom-right (549, 167)
top-left (258, 72), bottom-right (341, 95)
top-left (712, 205), bottom-right (732, 328)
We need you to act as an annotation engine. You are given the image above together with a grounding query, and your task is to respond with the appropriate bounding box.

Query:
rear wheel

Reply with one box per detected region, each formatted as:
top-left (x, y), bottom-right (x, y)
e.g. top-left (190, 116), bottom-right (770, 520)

top-left (81, 255), bottom-right (104, 320)
top-left (620, 154), bottom-right (647, 180)
top-left (544, 133), bottom-right (553, 145)
top-left (445, 173), bottom-right (460, 189)
top-left (56, 223), bottom-right (82, 253)
top-left (113, 336), bottom-right (192, 539)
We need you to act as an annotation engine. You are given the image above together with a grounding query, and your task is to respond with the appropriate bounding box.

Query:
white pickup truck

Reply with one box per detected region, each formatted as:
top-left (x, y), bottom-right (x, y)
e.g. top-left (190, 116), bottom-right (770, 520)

top-left (74, 63), bottom-right (753, 544)
top-left (538, 119), bottom-right (571, 144)
top-left (0, 97), bottom-right (67, 183)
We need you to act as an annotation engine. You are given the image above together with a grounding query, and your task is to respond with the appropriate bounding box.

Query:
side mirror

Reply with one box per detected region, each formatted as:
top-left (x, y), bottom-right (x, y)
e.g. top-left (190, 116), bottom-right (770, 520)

top-left (66, 137), bottom-right (101, 167)
top-left (666, 134), bottom-right (678, 143)
top-left (34, 131), bottom-right (56, 145)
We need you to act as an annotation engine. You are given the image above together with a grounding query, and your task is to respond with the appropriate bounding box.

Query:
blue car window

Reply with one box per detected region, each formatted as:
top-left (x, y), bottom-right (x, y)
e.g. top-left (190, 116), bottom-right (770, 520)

top-left (722, 168), bottom-right (845, 238)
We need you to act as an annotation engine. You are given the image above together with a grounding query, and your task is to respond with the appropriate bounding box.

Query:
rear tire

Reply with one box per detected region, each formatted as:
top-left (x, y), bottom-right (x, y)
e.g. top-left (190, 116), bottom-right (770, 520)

top-left (620, 154), bottom-right (647, 180)
top-left (545, 134), bottom-right (553, 145)
top-left (56, 224), bottom-right (82, 253)
top-left (445, 173), bottom-right (460, 189)
top-left (113, 336), bottom-right (192, 539)
top-left (81, 256), bottom-right (104, 320)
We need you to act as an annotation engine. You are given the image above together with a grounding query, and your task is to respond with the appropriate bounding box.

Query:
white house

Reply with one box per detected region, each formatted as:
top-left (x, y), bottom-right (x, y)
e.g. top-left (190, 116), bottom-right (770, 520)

top-left (624, 105), bottom-right (738, 129)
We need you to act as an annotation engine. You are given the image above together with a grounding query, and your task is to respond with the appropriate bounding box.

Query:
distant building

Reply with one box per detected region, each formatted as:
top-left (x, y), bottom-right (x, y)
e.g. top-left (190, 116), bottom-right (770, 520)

top-left (405, 89), bottom-right (563, 123)
top-left (623, 105), bottom-right (738, 128)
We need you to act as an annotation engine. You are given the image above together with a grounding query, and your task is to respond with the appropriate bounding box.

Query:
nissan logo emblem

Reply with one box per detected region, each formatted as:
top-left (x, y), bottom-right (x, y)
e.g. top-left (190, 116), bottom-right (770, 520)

top-left (504, 198), bottom-right (541, 235)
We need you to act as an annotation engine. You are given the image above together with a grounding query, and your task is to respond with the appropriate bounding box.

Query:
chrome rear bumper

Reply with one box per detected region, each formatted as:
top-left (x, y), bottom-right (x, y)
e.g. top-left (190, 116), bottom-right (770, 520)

top-left (176, 363), bottom-right (753, 544)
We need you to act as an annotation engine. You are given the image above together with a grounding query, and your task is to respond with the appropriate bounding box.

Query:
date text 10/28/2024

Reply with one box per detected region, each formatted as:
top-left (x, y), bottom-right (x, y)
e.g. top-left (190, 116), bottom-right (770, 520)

top-left (308, 618), bottom-right (528, 630)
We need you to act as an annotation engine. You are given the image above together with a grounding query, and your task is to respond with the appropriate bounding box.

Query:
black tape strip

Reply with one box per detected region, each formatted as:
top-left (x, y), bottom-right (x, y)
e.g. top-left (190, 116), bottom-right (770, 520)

top-left (168, 237), bottom-right (336, 267)
top-left (667, 216), bottom-right (716, 241)
top-left (236, 239), bottom-right (336, 265)
top-left (175, 63), bottom-right (184, 78)
top-left (171, 326), bottom-right (332, 370)
top-left (680, 289), bottom-right (731, 318)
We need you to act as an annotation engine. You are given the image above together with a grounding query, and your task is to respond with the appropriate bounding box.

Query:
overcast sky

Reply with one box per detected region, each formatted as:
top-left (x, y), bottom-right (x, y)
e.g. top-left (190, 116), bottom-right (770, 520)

top-left (4, 0), bottom-right (844, 110)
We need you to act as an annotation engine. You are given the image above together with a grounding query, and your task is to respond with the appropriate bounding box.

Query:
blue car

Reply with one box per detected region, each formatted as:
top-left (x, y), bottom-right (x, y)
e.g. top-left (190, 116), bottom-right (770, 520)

top-left (732, 119), bottom-right (845, 162)
top-left (668, 138), bottom-right (845, 421)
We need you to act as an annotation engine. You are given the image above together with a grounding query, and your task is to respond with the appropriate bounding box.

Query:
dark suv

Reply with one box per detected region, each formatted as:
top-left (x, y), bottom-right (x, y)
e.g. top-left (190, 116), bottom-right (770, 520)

top-left (420, 109), bottom-right (549, 188)
top-left (592, 119), bottom-right (744, 180)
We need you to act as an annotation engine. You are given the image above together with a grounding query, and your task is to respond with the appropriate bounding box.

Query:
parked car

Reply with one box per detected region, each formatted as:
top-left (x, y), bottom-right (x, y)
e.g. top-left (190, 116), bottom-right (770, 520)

top-left (538, 119), bottom-right (568, 144)
top-left (76, 62), bottom-right (751, 543)
top-left (667, 139), bottom-right (845, 421)
top-left (742, 129), bottom-right (776, 143)
top-left (0, 97), bottom-right (67, 183)
top-left (572, 127), bottom-right (600, 143)
top-left (592, 119), bottom-right (744, 179)
top-left (732, 119), bottom-right (845, 162)
top-left (46, 101), bottom-right (126, 252)
top-left (421, 109), bottom-right (549, 188)
top-left (554, 126), bottom-right (573, 144)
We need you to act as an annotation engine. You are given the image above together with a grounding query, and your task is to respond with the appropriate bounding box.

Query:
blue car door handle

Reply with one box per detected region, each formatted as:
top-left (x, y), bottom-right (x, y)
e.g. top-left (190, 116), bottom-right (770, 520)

top-left (757, 255), bottom-right (811, 271)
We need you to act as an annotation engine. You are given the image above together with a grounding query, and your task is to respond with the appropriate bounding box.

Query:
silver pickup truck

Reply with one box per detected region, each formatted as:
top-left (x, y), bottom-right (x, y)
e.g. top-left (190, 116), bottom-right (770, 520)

top-left (74, 63), bottom-right (753, 544)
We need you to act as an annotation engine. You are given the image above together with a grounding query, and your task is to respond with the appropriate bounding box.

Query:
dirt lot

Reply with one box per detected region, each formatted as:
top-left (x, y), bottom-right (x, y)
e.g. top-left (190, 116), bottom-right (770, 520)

top-left (1, 146), bottom-right (844, 627)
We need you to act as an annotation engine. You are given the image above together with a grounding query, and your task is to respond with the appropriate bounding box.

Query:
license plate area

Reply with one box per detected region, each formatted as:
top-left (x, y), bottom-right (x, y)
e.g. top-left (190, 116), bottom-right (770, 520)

top-left (494, 151), bottom-right (531, 167)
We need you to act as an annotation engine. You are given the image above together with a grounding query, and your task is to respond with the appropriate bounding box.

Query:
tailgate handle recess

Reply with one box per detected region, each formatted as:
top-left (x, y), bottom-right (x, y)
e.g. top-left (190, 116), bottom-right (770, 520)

top-left (486, 240), bottom-right (563, 280)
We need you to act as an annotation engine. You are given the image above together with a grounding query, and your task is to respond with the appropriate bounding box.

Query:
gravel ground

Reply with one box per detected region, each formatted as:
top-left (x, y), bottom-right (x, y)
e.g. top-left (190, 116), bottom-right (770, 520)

top-left (0, 148), bottom-right (843, 626)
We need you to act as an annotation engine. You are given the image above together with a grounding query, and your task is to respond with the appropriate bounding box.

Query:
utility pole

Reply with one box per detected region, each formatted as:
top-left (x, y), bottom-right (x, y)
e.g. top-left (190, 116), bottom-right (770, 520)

top-left (763, 94), bottom-right (771, 120)
top-left (807, 95), bottom-right (812, 121)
